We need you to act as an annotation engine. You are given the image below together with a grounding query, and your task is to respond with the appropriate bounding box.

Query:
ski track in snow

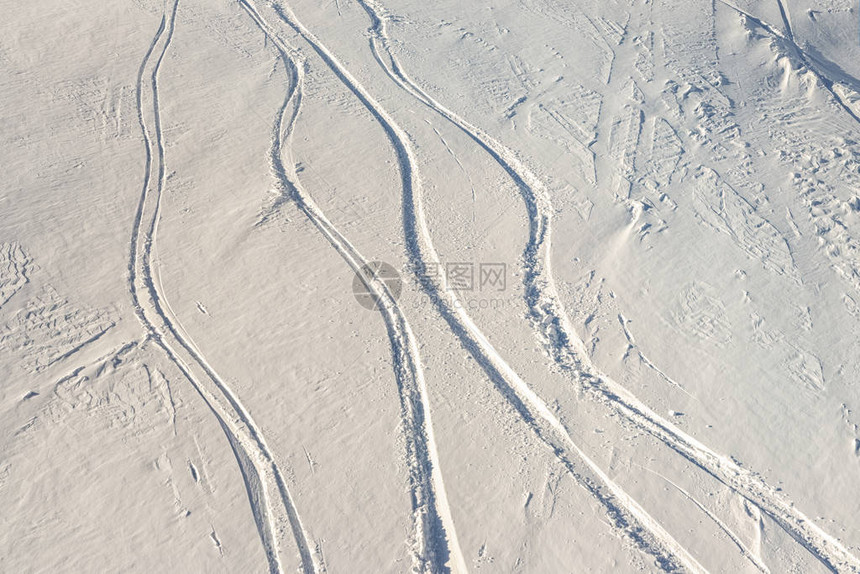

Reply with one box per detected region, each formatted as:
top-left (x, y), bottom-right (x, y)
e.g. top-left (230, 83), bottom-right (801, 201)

top-left (351, 1), bottom-right (860, 572)
top-left (637, 464), bottom-right (771, 574)
top-left (129, 2), bottom-right (313, 573)
top-left (240, 2), bottom-right (466, 573)
top-left (114, 0), bottom-right (860, 572)
top-left (245, 0), bottom-right (702, 570)
top-left (243, 0), bottom-right (694, 569)
top-left (351, 1), bottom-right (705, 571)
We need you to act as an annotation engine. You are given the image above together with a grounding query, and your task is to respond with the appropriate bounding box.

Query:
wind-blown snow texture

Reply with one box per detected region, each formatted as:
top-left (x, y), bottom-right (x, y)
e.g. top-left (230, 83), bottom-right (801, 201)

top-left (2, 0), bottom-right (860, 572)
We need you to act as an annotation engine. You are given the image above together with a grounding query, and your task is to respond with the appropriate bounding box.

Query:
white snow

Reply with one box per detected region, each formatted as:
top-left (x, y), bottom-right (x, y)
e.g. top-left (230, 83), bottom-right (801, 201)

top-left (2, 0), bottom-right (860, 572)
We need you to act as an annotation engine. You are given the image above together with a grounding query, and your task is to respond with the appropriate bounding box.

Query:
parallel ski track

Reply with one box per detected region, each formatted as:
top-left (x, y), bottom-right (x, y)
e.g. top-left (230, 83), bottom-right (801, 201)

top-left (638, 464), bottom-right (771, 574)
top-left (244, 0), bottom-right (715, 571)
top-left (357, 1), bottom-right (860, 572)
top-left (130, 3), bottom-right (314, 573)
top-left (240, 2), bottom-right (466, 572)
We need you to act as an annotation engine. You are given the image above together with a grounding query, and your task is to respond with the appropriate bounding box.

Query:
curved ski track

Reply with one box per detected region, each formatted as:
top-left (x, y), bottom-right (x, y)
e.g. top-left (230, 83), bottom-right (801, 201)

top-left (356, 1), bottom-right (860, 572)
top-left (239, 2), bottom-right (467, 573)
top-left (130, 3), bottom-right (315, 573)
top-left (248, 0), bottom-right (712, 571)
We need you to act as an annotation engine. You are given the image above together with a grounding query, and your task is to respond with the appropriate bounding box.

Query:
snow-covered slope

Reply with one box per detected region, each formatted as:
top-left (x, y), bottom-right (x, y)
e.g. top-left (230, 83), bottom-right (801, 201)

top-left (2, 0), bottom-right (859, 572)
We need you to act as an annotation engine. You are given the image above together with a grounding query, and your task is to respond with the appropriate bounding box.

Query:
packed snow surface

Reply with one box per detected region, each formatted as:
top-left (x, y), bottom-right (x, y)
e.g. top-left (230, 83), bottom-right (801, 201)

top-left (2, 0), bottom-right (860, 572)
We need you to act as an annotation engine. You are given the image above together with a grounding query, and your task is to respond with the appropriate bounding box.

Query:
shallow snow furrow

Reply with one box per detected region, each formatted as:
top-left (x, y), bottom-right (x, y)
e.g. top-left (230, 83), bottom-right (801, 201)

top-left (240, 2), bottom-right (465, 573)
top-left (356, 2), bottom-right (860, 573)
top-left (129, 3), bottom-right (313, 573)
